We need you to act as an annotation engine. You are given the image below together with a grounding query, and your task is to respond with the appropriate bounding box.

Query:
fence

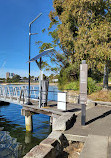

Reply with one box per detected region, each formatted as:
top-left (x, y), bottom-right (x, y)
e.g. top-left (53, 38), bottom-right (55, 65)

top-left (0, 85), bottom-right (80, 108)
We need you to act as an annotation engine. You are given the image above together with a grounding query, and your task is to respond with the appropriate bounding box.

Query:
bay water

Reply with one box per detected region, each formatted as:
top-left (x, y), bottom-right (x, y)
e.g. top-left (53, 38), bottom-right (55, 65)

top-left (0, 85), bottom-right (58, 158)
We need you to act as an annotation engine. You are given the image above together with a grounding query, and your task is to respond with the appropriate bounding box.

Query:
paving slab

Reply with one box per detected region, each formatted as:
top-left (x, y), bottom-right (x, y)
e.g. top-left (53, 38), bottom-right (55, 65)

top-left (79, 135), bottom-right (108, 158)
top-left (108, 136), bottom-right (111, 158)
top-left (64, 105), bottom-right (111, 137)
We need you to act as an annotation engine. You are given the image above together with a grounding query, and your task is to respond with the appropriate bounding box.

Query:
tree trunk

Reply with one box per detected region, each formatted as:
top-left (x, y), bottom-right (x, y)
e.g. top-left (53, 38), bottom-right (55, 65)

top-left (103, 64), bottom-right (108, 89)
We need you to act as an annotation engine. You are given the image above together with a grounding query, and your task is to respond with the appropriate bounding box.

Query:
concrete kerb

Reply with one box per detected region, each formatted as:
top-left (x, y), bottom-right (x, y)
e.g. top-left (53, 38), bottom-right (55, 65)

top-left (52, 112), bottom-right (76, 131)
top-left (24, 144), bottom-right (55, 158)
top-left (87, 99), bottom-right (111, 107)
top-left (64, 134), bottom-right (87, 143)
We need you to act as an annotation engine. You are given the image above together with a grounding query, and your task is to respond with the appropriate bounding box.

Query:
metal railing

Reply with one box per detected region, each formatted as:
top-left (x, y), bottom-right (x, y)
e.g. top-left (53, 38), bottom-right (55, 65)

top-left (0, 85), bottom-right (80, 106)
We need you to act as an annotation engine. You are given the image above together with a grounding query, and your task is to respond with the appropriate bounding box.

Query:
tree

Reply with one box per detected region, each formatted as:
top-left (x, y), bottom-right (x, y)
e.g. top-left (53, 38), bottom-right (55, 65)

top-left (36, 0), bottom-right (111, 89)
top-left (12, 75), bottom-right (20, 82)
top-left (49, 0), bottom-right (111, 87)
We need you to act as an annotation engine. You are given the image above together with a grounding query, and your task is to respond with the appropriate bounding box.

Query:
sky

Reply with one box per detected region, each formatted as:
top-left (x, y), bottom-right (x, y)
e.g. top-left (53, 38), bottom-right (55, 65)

top-left (0, 0), bottom-right (54, 78)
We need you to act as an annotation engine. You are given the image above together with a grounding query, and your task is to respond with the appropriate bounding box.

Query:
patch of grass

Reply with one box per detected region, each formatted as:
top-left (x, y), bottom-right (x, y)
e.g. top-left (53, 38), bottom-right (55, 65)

top-left (88, 90), bottom-right (111, 102)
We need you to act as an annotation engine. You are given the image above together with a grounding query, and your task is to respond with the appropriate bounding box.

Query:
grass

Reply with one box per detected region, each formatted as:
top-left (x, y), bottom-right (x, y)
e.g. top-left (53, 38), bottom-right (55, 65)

top-left (88, 90), bottom-right (111, 102)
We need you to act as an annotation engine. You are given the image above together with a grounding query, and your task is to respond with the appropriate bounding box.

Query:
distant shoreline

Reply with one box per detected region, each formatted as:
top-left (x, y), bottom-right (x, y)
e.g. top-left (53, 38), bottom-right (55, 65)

top-left (0, 82), bottom-right (58, 86)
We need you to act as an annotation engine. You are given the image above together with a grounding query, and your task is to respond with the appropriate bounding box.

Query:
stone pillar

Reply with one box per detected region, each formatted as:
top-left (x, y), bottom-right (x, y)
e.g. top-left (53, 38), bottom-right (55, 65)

top-left (25, 115), bottom-right (33, 132)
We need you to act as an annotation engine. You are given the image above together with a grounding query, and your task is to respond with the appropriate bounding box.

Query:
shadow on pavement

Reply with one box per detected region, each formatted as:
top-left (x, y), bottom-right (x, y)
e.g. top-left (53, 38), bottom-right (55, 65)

top-left (86, 110), bottom-right (111, 125)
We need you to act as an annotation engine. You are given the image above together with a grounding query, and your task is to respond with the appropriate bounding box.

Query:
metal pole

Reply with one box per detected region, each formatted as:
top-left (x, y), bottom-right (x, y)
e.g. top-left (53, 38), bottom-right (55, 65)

top-left (27, 24), bottom-right (32, 105)
top-left (39, 57), bottom-right (42, 108)
top-left (27, 13), bottom-right (42, 105)
top-left (81, 104), bottom-right (86, 125)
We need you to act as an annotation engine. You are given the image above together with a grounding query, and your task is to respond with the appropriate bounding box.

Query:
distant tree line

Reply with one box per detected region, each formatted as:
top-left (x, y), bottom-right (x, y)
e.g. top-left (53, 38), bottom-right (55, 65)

top-left (0, 74), bottom-right (58, 83)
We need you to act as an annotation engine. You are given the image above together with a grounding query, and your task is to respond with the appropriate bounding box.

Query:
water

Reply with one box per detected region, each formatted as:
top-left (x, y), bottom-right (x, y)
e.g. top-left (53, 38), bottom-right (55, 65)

top-left (0, 85), bottom-right (58, 158)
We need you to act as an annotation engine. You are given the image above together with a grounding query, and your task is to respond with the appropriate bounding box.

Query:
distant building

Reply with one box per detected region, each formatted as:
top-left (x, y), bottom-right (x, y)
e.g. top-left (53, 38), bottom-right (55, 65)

top-left (6, 72), bottom-right (10, 79)
top-left (6, 72), bottom-right (15, 79)
top-left (52, 79), bottom-right (58, 83)
top-left (34, 77), bottom-right (38, 81)
top-left (10, 73), bottom-right (15, 79)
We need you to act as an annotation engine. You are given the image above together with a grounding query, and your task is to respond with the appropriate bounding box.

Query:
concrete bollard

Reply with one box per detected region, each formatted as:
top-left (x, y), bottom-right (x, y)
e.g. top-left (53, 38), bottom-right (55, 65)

top-left (25, 115), bottom-right (33, 132)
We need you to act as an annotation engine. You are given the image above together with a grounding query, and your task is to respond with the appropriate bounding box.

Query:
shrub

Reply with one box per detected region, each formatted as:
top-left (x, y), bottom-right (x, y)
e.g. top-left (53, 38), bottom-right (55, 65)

top-left (58, 77), bottom-right (102, 94)
top-left (87, 77), bottom-right (102, 94)
top-left (64, 81), bottom-right (79, 90)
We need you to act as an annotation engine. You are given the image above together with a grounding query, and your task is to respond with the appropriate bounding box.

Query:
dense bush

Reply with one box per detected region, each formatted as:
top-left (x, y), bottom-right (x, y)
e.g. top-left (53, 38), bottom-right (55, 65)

top-left (87, 77), bottom-right (102, 94)
top-left (58, 64), bottom-right (79, 89)
top-left (64, 81), bottom-right (79, 90)
top-left (58, 77), bottom-right (102, 94)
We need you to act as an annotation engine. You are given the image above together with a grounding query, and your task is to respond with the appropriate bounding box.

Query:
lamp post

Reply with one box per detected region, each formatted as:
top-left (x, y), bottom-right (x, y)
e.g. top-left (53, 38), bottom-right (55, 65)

top-left (27, 13), bottom-right (42, 105)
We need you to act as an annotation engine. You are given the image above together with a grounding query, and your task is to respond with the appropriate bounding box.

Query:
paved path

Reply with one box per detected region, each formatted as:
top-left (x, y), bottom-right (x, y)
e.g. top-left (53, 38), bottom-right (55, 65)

top-left (65, 105), bottom-right (111, 136)
top-left (64, 105), bottom-right (111, 158)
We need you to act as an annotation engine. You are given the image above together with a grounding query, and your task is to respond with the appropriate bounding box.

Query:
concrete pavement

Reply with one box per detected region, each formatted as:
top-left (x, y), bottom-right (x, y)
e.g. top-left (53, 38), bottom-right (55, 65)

top-left (64, 105), bottom-right (111, 158)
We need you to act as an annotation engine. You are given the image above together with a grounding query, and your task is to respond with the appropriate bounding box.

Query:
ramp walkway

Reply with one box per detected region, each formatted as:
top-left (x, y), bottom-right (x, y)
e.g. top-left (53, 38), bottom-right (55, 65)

top-left (64, 105), bottom-right (111, 158)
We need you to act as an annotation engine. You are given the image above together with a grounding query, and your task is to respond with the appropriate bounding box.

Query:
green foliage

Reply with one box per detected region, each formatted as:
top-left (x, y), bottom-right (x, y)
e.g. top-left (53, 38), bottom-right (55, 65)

top-left (49, 0), bottom-right (111, 81)
top-left (7, 78), bottom-right (12, 83)
top-left (58, 64), bottom-right (79, 89)
top-left (36, 0), bottom-right (111, 89)
top-left (0, 78), bottom-right (5, 83)
top-left (58, 77), bottom-right (102, 94)
top-left (87, 77), bottom-right (102, 94)
top-left (64, 81), bottom-right (79, 90)
top-left (7, 75), bottom-right (20, 83)
top-left (42, 28), bottom-right (46, 33)
top-left (12, 75), bottom-right (20, 82)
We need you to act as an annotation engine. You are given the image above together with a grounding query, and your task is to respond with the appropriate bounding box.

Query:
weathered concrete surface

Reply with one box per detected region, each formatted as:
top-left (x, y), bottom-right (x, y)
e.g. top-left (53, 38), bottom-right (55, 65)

top-left (23, 131), bottom-right (69, 158)
top-left (64, 134), bottom-right (87, 142)
top-left (108, 136), bottom-right (111, 158)
top-left (87, 99), bottom-right (96, 107)
top-left (52, 112), bottom-right (76, 131)
top-left (23, 107), bottom-right (78, 158)
top-left (65, 105), bottom-right (111, 137)
top-left (40, 138), bottom-right (59, 147)
top-left (66, 91), bottom-right (79, 104)
top-left (48, 131), bottom-right (69, 149)
top-left (40, 137), bottom-right (62, 157)
top-left (80, 135), bottom-right (108, 158)
top-left (24, 145), bottom-right (55, 158)
top-left (48, 131), bottom-right (63, 142)
top-left (63, 105), bottom-right (111, 158)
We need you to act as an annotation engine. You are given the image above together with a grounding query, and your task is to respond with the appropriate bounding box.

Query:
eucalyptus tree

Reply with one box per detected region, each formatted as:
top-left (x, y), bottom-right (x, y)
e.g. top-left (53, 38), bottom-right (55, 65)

top-left (37, 0), bottom-right (111, 88)
top-left (48, 0), bottom-right (111, 87)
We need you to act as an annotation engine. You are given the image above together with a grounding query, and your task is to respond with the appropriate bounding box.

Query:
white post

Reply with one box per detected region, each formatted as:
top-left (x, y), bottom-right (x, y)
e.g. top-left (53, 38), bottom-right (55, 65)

top-left (25, 115), bottom-right (32, 132)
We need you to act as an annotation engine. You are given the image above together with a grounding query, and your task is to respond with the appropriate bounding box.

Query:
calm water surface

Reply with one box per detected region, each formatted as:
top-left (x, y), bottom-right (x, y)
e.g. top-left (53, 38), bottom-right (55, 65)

top-left (0, 85), bottom-right (58, 158)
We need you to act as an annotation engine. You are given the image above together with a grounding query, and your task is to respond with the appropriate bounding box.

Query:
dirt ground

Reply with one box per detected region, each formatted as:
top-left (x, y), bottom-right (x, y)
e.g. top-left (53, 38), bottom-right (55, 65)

top-left (58, 142), bottom-right (84, 158)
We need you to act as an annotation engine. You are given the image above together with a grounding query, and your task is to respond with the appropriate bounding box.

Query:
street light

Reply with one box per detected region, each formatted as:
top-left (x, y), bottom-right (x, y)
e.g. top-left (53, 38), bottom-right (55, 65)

top-left (27, 13), bottom-right (42, 105)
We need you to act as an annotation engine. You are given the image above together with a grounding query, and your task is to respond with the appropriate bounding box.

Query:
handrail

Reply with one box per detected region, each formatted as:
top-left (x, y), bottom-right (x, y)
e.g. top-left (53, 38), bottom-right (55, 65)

top-left (0, 85), bottom-right (80, 105)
